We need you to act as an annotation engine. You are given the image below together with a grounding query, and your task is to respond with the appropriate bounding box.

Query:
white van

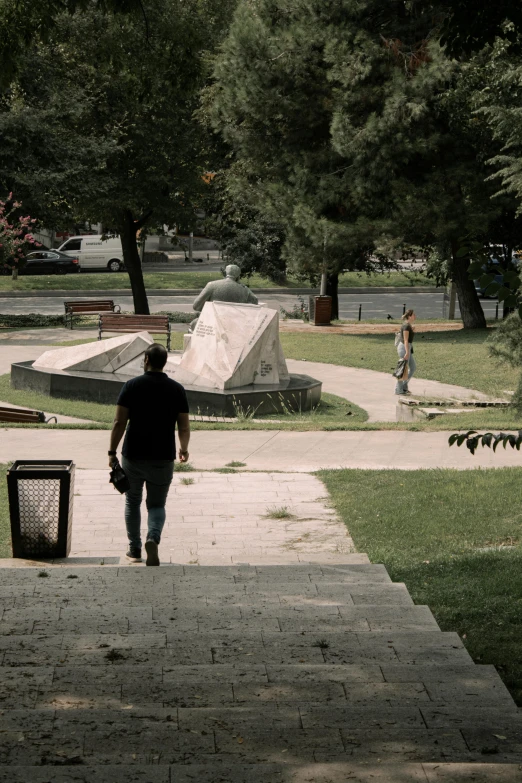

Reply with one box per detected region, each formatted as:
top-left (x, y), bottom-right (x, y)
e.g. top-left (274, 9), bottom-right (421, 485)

top-left (57, 235), bottom-right (124, 272)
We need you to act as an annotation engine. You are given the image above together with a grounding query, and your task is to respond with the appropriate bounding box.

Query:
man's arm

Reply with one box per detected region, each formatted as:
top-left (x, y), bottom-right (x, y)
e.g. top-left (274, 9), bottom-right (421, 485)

top-left (246, 287), bottom-right (258, 305)
top-left (177, 412), bottom-right (190, 463)
top-left (109, 405), bottom-right (129, 467)
top-left (192, 283), bottom-right (212, 314)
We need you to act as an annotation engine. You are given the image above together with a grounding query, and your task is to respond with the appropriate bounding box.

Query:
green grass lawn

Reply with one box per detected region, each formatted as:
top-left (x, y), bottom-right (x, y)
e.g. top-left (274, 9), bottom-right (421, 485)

top-left (338, 270), bottom-right (435, 287)
top-left (320, 468), bottom-right (522, 705)
top-left (0, 465), bottom-right (11, 558)
top-left (0, 269), bottom-right (433, 292)
top-left (0, 272), bottom-right (292, 292)
top-left (281, 328), bottom-right (519, 398)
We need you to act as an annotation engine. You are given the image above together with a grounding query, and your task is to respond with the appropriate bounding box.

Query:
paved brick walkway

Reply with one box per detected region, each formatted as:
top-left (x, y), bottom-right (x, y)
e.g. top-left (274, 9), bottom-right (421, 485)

top-left (43, 471), bottom-right (361, 566)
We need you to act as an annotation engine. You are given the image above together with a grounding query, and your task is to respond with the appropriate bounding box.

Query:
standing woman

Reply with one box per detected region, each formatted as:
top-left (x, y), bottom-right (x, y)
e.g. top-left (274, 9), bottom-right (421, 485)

top-left (395, 309), bottom-right (416, 395)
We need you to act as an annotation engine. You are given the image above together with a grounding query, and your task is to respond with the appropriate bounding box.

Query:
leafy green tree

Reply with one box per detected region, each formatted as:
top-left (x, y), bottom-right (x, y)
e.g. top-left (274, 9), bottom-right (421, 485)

top-left (437, 1), bottom-right (522, 56)
top-left (211, 0), bottom-right (397, 320)
top-left (326, 15), bottom-right (522, 329)
top-left (202, 171), bottom-right (287, 283)
top-left (0, 0), bottom-right (145, 87)
top-left (0, 0), bottom-right (233, 313)
top-left (211, 0), bottom-right (520, 327)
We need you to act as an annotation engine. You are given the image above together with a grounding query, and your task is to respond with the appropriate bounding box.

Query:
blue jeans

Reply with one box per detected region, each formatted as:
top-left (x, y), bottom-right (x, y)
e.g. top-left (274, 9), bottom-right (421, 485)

top-left (121, 457), bottom-right (174, 550)
top-left (395, 343), bottom-right (416, 394)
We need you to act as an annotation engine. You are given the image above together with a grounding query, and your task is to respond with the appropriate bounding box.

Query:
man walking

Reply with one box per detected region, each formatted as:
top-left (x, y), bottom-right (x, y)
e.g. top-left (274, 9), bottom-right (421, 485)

top-left (108, 343), bottom-right (190, 566)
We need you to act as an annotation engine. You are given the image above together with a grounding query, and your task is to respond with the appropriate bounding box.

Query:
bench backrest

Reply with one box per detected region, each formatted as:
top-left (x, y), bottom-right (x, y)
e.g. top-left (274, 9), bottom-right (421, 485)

top-left (65, 300), bottom-right (115, 313)
top-left (100, 313), bottom-right (170, 331)
top-left (0, 406), bottom-right (43, 423)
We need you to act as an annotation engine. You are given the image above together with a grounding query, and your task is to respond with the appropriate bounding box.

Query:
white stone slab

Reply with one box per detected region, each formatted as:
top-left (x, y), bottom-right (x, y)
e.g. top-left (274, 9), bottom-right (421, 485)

top-left (170, 302), bottom-right (289, 390)
top-left (104, 333), bottom-right (153, 373)
top-left (33, 332), bottom-right (153, 373)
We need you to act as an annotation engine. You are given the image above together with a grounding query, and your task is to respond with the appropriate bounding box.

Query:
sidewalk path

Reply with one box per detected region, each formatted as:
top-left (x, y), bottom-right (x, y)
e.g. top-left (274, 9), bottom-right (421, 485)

top-left (287, 359), bottom-right (493, 422)
top-left (1, 429), bottom-right (520, 470)
top-left (32, 470), bottom-right (362, 565)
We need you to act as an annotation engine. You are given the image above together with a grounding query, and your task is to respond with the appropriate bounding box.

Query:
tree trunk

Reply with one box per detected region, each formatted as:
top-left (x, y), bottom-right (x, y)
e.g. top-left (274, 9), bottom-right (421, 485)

top-left (11, 267), bottom-right (18, 281)
top-left (450, 243), bottom-right (486, 329)
top-left (326, 271), bottom-right (339, 320)
top-left (120, 210), bottom-right (150, 315)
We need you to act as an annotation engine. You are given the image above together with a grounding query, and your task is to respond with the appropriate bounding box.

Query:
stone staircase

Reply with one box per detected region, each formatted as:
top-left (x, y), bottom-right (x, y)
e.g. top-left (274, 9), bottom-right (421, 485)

top-left (0, 562), bottom-right (520, 781)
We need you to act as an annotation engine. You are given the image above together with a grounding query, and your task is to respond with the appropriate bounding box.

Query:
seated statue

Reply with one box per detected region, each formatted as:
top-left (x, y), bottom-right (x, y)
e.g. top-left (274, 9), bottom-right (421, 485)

top-left (189, 264), bottom-right (258, 332)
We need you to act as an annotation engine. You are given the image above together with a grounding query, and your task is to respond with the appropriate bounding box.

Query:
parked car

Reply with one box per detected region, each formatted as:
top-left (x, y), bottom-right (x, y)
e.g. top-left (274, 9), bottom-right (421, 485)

top-left (57, 235), bottom-right (124, 272)
top-left (1, 250), bottom-right (80, 275)
top-left (474, 256), bottom-right (520, 298)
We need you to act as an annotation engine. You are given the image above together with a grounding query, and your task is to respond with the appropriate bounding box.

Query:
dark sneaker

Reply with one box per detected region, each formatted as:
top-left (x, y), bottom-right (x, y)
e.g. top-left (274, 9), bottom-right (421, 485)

top-left (126, 548), bottom-right (142, 563)
top-left (145, 540), bottom-right (160, 567)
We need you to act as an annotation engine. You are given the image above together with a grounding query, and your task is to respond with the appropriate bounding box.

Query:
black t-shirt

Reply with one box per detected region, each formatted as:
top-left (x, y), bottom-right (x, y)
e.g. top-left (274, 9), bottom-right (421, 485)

top-left (117, 372), bottom-right (189, 460)
top-left (400, 323), bottom-right (415, 348)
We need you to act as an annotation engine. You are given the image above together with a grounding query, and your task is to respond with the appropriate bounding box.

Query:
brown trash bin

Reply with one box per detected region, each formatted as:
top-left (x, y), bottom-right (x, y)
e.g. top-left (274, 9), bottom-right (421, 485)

top-left (312, 295), bottom-right (332, 326)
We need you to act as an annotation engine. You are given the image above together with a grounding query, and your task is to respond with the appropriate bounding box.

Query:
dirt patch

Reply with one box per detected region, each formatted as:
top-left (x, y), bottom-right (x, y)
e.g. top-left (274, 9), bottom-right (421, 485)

top-left (279, 322), bottom-right (466, 335)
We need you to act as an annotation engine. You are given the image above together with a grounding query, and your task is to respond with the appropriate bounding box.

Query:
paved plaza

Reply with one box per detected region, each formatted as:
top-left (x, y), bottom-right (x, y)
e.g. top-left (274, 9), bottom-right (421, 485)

top-left (55, 471), bottom-right (360, 565)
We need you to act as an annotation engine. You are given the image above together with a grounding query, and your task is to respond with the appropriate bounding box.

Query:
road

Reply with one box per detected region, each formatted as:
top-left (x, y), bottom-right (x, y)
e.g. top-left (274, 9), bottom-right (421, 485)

top-left (0, 291), bottom-right (502, 321)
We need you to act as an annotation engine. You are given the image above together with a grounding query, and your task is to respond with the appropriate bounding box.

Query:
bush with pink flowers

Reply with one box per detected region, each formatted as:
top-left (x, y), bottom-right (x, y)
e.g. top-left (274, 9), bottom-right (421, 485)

top-left (0, 195), bottom-right (39, 279)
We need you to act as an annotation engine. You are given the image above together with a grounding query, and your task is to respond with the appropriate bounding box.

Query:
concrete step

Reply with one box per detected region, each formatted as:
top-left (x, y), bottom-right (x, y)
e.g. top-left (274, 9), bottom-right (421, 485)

top-left (0, 606), bottom-right (439, 637)
top-left (0, 563), bottom-right (519, 773)
top-left (0, 664), bottom-right (513, 710)
top-left (2, 763), bottom-right (522, 783)
top-left (2, 723), bottom-right (521, 765)
top-left (0, 629), bottom-right (472, 668)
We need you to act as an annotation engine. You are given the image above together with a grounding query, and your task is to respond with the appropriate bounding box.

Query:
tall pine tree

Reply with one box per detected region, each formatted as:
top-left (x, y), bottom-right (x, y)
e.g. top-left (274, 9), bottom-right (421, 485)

top-left (212, 0), bottom-right (518, 327)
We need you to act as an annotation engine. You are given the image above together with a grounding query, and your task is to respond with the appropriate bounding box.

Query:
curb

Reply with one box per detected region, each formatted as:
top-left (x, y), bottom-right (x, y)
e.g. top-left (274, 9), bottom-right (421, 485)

top-left (0, 286), bottom-right (442, 299)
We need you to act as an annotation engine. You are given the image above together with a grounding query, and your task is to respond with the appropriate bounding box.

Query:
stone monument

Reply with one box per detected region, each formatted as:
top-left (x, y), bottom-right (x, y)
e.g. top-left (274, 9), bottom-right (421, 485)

top-left (12, 266), bottom-right (322, 414)
top-left (171, 301), bottom-right (289, 390)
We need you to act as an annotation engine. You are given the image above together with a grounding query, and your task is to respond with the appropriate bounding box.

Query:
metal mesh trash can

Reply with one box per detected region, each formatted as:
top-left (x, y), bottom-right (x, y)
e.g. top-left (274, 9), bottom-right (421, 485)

top-left (7, 461), bottom-right (75, 559)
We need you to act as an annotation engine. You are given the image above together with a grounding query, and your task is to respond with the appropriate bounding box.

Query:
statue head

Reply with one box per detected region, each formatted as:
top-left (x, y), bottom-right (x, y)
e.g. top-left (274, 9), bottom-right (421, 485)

top-left (225, 264), bottom-right (241, 281)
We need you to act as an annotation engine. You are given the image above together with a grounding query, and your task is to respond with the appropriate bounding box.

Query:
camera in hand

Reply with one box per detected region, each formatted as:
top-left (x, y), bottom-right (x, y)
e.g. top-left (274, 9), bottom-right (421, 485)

top-left (109, 459), bottom-right (130, 494)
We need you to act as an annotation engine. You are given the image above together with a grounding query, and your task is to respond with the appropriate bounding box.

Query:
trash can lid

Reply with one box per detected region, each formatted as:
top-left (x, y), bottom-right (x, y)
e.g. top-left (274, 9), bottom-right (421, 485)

top-left (15, 464), bottom-right (70, 471)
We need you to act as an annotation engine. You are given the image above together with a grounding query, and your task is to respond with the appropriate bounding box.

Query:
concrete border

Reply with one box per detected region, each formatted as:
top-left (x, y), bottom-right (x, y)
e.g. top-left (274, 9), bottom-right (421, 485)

top-left (0, 286), bottom-right (442, 299)
top-left (11, 360), bottom-right (322, 416)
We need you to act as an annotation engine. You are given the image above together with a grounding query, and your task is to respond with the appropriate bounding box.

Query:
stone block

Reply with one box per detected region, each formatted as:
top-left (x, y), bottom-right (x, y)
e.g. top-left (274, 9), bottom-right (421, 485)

top-left (173, 301), bottom-right (289, 390)
top-left (162, 664), bottom-right (268, 683)
top-left (266, 664), bottom-right (384, 683)
top-left (423, 763), bottom-right (522, 781)
top-left (338, 727), bottom-right (470, 762)
top-left (381, 663), bottom-right (500, 683)
top-left (178, 706), bottom-right (300, 731)
top-left (33, 332), bottom-right (153, 373)
top-left (168, 763), bottom-right (286, 782)
top-left (0, 769), bottom-right (170, 783)
top-left (83, 724), bottom-right (213, 764)
top-left (286, 763), bottom-right (428, 782)
top-left (122, 680), bottom-right (234, 707)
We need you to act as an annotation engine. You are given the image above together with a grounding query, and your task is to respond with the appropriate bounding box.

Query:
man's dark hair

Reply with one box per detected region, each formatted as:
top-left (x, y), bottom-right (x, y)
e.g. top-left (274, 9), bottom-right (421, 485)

top-left (145, 343), bottom-right (168, 370)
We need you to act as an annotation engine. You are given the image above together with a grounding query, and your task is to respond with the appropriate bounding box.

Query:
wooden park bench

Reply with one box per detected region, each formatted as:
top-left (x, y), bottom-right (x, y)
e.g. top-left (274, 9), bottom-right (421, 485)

top-left (98, 313), bottom-right (171, 351)
top-left (64, 299), bottom-right (121, 329)
top-left (0, 406), bottom-right (57, 424)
